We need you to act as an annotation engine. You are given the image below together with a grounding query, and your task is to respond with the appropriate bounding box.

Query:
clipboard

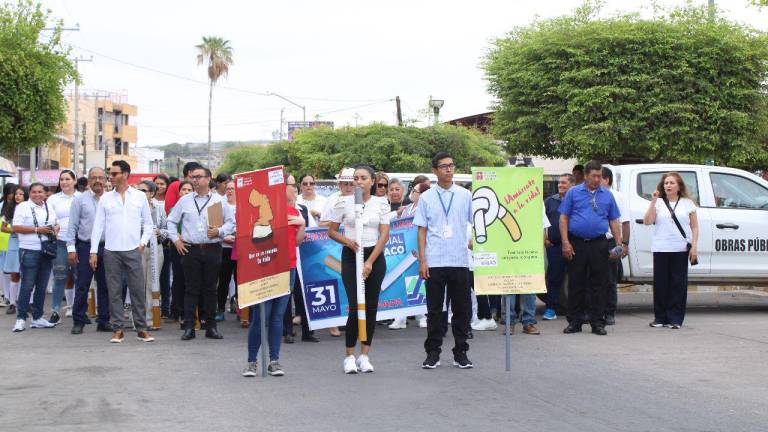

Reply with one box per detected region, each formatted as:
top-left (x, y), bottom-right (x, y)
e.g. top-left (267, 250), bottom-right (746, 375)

top-left (207, 202), bottom-right (224, 228)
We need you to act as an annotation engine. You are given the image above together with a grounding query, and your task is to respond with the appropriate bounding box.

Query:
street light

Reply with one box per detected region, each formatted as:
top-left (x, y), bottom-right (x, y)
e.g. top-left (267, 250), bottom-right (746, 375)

top-left (429, 97), bottom-right (444, 125)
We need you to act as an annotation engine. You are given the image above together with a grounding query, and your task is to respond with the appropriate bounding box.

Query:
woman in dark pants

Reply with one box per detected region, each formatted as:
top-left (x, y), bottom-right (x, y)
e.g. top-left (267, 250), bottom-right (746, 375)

top-left (153, 174), bottom-right (172, 317)
top-left (216, 180), bottom-right (237, 321)
top-left (168, 181), bottom-right (193, 326)
top-left (327, 165), bottom-right (391, 374)
top-left (643, 172), bottom-right (698, 329)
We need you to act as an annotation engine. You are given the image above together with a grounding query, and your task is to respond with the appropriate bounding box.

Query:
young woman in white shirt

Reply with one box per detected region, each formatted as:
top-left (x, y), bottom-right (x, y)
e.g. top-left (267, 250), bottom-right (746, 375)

top-left (46, 170), bottom-right (80, 323)
top-left (643, 172), bottom-right (699, 329)
top-left (327, 165), bottom-right (391, 374)
top-left (11, 183), bottom-right (60, 332)
top-left (296, 174), bottom-right (326, 226)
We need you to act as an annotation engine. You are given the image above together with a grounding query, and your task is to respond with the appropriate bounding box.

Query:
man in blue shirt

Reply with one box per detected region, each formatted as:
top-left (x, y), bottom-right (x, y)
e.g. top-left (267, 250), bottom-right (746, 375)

top-left (414, 152), bottom-right (474, 369)
top-left (559, 161), bottom-right (623, 335)
top-left (543, 173), bottom-right (575, 320)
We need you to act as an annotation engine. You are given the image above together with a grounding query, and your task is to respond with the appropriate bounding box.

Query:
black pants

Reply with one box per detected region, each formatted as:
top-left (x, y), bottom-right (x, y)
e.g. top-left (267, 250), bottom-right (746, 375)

top-left (159, 246), bottom-right (172, 316)
top-left (181, 244), bottom-right (222, 329)
top-left (424, 267), bottom-right (470, 356)
top-left (476, 294), bottom-right (500, 320)
top-left (283, 271), bottom-right (312, 337)
top-left (341, 246), bottom-right (386, 348)
top-left (566, 236), bottom-right (609, 327)
top-left (169, 247), bottom-right (185, 320)
top-left (606, 238), bottom-right (620, 316)
top-left (652, 252), bottom-right (689, 325)
top-left (217, 247), bottom-right (236, 312)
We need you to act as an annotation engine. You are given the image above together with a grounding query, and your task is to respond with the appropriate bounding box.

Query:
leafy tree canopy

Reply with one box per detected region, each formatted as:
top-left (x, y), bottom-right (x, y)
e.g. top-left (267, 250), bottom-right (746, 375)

top-left (0, 1), bottom-right (77, 154)
top-left (218, 124), bottom-right (507, 177)
top-left (485, 2), bottom-right (768, 169)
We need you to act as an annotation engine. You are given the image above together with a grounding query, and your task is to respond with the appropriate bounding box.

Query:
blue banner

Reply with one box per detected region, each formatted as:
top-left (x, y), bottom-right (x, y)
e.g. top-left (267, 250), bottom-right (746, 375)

top-left (297, 217), bottom-right (426, 330)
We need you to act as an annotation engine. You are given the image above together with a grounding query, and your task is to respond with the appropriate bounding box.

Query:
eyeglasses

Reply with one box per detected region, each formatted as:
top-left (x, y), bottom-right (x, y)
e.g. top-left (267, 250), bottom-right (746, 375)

top-left (302, 182), bottom-right (315, 186)
top-left (376, 183), bottom-right (388, 188)
top-left (190, 175), bottom-right (209, 180)
top-left (436, 163), bottom-right (455, 170)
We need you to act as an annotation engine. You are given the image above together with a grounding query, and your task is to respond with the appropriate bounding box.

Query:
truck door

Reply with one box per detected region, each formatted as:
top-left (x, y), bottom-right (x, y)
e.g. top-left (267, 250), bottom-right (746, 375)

top-left (706, 172), bottom-right (768, 277)
top-left (630, 170), bottom-right (711, 276)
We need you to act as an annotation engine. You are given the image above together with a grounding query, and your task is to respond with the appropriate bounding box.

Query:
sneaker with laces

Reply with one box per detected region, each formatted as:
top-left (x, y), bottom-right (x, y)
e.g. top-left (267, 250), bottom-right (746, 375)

top-left (136, 330), bottom-right (155, 342)
top-left (31, 317), bottom-right (56, 328)
top-left (343, 355), bottom-right (358, 374)
top-left (388, 318), bottom-right (407, 330)
top-left (649, 321), bottom-right (665, 328)
top-left (110, 330), bottom-right (125, 343)
top-left (12, 319), bottom-right (25, 332)
top-left (356, 354), bottom-right (374, 373)
top-left (453, 351), bottom-right (474, 369)
top-left (48, 311), bottom-right (60, 324)
top-left (242, 362), bottom-right (258, 377)
top-left (542, 308), bottom-right (557, 320)
top-left (422, 352), bottom-right (440, 369)
top-left (65, 308), bottom-right (73, 318)
top-left (267, 361), bottom-right (285, 376)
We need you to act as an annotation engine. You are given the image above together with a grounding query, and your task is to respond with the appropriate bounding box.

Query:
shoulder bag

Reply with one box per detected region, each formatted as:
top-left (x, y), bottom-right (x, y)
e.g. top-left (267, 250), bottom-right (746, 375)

top-left (662, 197), bottom-right (696, 265)
top-left (32, 202), bottom-right (57, 258)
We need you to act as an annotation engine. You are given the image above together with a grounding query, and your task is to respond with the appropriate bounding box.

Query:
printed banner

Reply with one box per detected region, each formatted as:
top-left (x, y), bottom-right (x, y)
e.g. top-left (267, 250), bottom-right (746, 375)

top-left (471, 167), bottom-right (546, 294)
top-left (298, 217), bottom-right (426, 330)
top-left (234, 166), bottom-right (291, 307)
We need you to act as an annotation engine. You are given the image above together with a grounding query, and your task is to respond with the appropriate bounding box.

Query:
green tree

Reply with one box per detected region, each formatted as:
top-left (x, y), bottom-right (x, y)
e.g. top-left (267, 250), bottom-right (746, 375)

top-left (0, 1), bottom-right (77, 155)
top-left (485, 3), bottom-right (768, 169)
top-left (195, 36), bottom-right (233, 167)
top-left (218, 124), bottom-right (507, 177)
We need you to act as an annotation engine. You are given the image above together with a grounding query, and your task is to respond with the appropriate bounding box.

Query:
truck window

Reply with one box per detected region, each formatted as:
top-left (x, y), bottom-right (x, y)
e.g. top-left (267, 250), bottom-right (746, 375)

top-left (709, 173), bottom-right (768, 209)
top-left (637, 171), bottom-right (699, 204)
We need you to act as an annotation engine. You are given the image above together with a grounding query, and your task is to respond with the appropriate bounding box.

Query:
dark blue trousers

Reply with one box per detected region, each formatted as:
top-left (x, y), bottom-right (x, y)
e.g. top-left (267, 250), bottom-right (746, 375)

top-left (73, 240), bottom-right (110, 326)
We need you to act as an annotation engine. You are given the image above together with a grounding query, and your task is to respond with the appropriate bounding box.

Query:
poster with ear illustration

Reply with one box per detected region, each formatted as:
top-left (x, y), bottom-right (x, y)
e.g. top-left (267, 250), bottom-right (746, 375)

top-left (234, 166), bottom-right (291, 307)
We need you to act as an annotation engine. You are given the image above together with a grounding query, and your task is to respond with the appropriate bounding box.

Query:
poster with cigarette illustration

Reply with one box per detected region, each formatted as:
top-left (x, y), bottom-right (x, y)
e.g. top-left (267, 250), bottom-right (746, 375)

top-left (471, 167), bottom-right (546, 295)
top-left (234, 166), bottom-right (291, 308)
top-left (297, 217), bottom-right (426, 330)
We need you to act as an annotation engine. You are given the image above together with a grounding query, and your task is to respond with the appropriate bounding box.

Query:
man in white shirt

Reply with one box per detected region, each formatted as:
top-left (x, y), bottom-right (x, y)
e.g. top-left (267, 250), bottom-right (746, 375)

top-left (90, 160), bottom-right (155, 344)
top-left (602, 167), bottom-right (630, 326)
top-left (167, 166), bottom-right (235, 341)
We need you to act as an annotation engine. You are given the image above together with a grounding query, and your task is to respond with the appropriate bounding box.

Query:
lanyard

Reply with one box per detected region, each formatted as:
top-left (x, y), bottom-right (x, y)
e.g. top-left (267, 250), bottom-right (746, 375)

top-left (437, 188), bottom-right (454, 218)
top-left (193, 194), bottom-right (212, 217)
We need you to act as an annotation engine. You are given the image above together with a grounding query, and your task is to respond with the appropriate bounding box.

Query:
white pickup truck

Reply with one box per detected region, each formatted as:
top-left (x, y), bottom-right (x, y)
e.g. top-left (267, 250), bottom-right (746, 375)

top-left (608, 164), bottom-right (768, 284)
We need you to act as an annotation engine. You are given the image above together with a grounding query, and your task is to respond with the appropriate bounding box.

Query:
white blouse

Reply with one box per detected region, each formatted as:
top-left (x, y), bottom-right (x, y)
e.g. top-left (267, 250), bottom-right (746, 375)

top-left (652, 197), bottom-right (696, 253)
top-left (329, 195), bottom-right (391, 248)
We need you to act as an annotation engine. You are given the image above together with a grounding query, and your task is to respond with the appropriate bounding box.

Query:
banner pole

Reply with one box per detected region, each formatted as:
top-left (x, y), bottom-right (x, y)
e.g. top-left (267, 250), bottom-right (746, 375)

top-left (505, 294), bottom-right (512, 372)
top-left (260, 303), bottom-right (267, 377)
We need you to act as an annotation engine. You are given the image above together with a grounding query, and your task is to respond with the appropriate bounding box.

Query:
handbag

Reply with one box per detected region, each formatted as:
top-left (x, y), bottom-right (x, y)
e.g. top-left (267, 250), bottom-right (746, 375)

top-left (31, 202), bottom-right (57, 258)
top-left (662, 197), bottom-right (696, 265)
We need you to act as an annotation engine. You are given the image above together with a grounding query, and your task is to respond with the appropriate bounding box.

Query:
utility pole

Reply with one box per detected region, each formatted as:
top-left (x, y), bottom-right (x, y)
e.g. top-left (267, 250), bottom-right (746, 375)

top-left (279, 108), bottom-right (285, 140)
top-left (268, 92), bottom-right (306, 125)
top-left (395, 96), bottom-right (403, 126)
top-left (81, 122), bottom-right (87, 173)
top-left (708, 0), bottom-right (715, 20)
top-left (71, 56), bottom-right (93, 175)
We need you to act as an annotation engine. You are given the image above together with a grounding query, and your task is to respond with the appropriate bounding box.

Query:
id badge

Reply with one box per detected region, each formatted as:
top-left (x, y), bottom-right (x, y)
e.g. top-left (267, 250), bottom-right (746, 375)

top-left (443, 225), bottom-right (453, 239)
top-left (198, 220), bottom-right (207, 233)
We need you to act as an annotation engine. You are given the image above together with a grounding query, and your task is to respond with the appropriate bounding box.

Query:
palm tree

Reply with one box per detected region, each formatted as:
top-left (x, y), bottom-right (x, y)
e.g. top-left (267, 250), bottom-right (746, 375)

top-left (195, 36), bottom-right (233, 167)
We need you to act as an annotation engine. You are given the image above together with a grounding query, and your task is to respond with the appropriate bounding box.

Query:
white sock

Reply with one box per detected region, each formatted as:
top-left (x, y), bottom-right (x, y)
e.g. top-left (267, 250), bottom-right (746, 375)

top-left (9, 281), bottom-right (19, 305)
top-left (64, 288), bottom-right (74, 306)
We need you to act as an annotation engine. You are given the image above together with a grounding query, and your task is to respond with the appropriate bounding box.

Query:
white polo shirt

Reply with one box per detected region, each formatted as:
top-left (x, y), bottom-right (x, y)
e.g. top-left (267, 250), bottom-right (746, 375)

top-left (13, 200), bottom-right (58, 251)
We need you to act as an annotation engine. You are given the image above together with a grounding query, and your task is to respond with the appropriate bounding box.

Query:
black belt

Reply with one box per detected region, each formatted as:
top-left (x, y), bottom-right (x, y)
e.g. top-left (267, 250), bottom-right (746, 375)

top-left (76, 239), bottom-right (106, 247)
top-left (187, 243), bottom-right (222, 250)
top-left (569, 234), bottom-right (606, 242)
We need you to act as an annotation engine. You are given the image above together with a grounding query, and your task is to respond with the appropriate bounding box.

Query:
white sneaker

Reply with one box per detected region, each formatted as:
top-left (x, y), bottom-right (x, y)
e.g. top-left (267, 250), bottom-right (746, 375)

top-left (388, 317), bottom-right (407, 330)
top-left (417, 315), bottom-right (427, 328)
top-left (483, 319), bottom-right (498, 330)
top-left (471, 319), bottom-right (484, 331)
top-left (356, 354), bottom-right (374, 373)
top-left (31, 317), bottom-right (56, 328)
top-left (12, 319), bottom-right (25, 332)
top-left (65, 308), bottom-right (73, 318)
top-left (343, 355), bottom-right (358, 374)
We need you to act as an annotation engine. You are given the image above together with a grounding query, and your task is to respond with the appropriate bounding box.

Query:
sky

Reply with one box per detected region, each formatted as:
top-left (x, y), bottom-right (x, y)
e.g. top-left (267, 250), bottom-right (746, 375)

top-left (37, 0), bottom-right (767, 148)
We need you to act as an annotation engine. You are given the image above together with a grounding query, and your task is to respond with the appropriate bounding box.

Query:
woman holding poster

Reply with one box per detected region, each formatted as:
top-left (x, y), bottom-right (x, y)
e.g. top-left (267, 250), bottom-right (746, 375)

top-left (327, 165), bottom-right (391, 374)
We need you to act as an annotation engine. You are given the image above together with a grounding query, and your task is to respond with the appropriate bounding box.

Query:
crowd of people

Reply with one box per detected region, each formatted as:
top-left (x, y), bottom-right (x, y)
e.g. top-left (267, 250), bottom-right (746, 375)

top-left (0, 153), bottom-right (698, 376)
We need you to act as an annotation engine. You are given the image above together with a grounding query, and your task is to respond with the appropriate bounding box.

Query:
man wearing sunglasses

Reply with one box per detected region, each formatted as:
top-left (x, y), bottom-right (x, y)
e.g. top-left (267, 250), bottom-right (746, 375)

top-left (558, 160), bottom-right (623, 336)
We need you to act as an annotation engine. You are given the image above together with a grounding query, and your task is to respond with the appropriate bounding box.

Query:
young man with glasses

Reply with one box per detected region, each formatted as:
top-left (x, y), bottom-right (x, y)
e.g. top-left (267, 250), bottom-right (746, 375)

top-left (559, 160), bottom-right (623, 336)
top-left (414, 152), bottom-right (474, 369)
top-left (167, 167), bottom-right (235, 341)
top-left (90, 160), bottom-right (156, 343)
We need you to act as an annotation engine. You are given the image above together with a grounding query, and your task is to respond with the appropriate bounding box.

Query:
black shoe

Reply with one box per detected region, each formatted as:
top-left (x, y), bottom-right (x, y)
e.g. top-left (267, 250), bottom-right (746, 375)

top-left (49, 311), bottom-right (60, 324)
top-left (467, 330), bottom-right (474, 339)
top-left (591, 326), bottom-right (607, 336)
top-left (453, 351), bottom-right (474, 369)
top-left (6, 304), bottom-right (16, 315)
top-left (301, 335), bottom-right (320, 343)
top-left (563, 323), bottom-right (582, 334)
top-left (181, 329), bottom-right (195, 340)
top-left (283, 335), bottom-right (295, 344)
top-left (97, 323), bottom-right (112, 332)
top-left (71, 324), bottom-right (84, 335)
top-left (605, 314), bottom-right (616, 326)
top-left (205, 327), bottom-right (223, 339)
top-left (422, 352), bottom-right (440, 369)
top-left (179, 322), bottom-right (186, 331)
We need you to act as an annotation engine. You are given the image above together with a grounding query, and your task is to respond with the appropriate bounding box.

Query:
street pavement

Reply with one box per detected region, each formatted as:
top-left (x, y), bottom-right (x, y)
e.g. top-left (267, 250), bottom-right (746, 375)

top-left (1, 292), bottom-right (767, 432)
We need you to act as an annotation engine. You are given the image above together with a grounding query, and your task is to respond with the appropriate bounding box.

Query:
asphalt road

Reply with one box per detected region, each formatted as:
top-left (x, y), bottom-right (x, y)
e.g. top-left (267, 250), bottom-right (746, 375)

top-left (1, 292), bottom-right (767, 432)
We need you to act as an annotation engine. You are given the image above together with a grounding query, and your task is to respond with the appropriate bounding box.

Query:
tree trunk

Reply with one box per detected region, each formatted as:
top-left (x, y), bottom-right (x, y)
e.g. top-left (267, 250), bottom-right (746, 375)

top-left (207, 80), bottom-right (213, 167)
